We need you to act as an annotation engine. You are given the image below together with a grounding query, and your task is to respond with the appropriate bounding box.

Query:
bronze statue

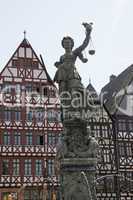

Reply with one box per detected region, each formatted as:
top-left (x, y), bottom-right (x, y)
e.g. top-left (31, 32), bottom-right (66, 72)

top-left (54, 23), bottom-right (93, 94)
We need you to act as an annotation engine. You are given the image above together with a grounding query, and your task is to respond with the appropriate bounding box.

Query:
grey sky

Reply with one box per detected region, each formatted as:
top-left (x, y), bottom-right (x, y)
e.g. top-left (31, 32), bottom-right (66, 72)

top-left (0, 0), bottom-right (132, 92)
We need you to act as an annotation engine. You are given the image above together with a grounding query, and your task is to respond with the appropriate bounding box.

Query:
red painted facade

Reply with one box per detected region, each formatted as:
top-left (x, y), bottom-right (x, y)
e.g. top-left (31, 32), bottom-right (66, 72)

top-left (0, 38), bottom-right (62, 200)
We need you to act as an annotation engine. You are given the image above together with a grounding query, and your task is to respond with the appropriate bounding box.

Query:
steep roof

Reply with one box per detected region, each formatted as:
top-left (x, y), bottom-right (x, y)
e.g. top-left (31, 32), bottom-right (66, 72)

top-left (86, 82), bottom-right (98, 99)
top-left (101, 64), bottom-right (133, 116)
top-left (0, 38), bottom-right (54, 85)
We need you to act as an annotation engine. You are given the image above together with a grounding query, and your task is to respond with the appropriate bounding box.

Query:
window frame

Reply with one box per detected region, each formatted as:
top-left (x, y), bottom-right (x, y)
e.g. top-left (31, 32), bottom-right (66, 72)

top-left (2, 159), bottom-right (10, 175)
top-left (13, 159), bottom-right (20, 176)
top-left (35, 159), bottom-right (42, 176)
top-left (24, 159), bottom-right (32, 176)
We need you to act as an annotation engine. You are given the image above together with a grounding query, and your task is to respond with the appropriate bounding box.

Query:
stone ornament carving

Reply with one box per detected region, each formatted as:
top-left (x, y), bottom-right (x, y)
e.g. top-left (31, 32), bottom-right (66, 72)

top-left (57, 119), bottom-right (99, 159)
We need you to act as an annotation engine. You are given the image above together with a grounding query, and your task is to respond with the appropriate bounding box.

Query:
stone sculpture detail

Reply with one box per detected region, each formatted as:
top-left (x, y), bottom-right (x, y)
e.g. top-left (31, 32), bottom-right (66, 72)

top-left (54, 23), bottom-right (93, 94)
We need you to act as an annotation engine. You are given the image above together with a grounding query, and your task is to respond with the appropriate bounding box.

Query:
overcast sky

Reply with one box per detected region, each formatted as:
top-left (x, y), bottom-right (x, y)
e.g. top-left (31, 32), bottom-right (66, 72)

top-left (0, 0), bottom-right (133, 92)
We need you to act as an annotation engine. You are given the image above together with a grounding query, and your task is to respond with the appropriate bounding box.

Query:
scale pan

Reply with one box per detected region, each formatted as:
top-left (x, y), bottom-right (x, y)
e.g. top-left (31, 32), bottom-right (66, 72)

top-left (89, 50), bottom-right (95, 55)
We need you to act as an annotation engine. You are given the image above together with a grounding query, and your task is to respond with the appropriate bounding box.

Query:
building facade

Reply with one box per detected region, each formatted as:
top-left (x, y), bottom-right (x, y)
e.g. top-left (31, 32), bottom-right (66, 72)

top-left (87, 82), bottom-right (117, 199)
top-left (87, 79), bottom-right (133, 200)
top-left (99, 69), bottom-right (133, 200)
top-left (0, 38), bottom-right (62, 200)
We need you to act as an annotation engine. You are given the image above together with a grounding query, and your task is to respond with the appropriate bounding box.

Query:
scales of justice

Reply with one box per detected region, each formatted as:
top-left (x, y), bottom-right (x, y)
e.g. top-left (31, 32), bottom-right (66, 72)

top-left (54, 23), bottom-right (99, 200)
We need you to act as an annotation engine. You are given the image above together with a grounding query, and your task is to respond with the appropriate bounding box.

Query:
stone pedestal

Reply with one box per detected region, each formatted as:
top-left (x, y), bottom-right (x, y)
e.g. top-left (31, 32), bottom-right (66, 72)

top-left (57, 118), bottom-right (98, 200)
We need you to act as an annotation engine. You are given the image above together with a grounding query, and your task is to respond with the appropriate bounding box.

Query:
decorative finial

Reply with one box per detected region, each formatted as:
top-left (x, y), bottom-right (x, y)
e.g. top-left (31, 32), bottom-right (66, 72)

top-left (23, 30), bottom-right (27, 39)
top-left (89, 77), bottom-right (91, 84)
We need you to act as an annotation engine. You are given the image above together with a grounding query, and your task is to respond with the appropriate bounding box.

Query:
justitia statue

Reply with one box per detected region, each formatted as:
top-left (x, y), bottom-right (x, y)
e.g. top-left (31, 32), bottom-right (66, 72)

top-left (54, 23), bottom-right (98, 200)
top-left (54, 23), bottom-right (93, 94)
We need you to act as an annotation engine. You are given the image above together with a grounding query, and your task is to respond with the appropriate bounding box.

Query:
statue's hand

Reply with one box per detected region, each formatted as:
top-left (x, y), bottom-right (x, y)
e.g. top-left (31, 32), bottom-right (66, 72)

top-left (54, 61), bottom-right (60, 68)
top-left (82, 58), bottom-right (88, 63)
top-left (82, 22), bottom-right (93, 34)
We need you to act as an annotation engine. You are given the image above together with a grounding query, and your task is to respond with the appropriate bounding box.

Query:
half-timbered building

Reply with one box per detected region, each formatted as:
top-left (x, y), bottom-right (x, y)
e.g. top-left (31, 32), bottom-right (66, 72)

top-left (100, 70), bottom-right (133, 200)
top-left (0, 38), bottom-right (62, 200)
top-left (87, 78), bottom-right (133, 200)
top-left (86, 82), bottom-right (117, 199)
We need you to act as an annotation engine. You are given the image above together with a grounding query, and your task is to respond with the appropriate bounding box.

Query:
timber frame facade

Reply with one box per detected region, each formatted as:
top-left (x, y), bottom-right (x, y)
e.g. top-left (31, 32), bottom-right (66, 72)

top-left (87, 115), bottom-right (133, 200)
top-left (87, 81), bottom-right (132, 200)
top-left (97, 67), bottom-right (133, 200)
top-left (0, 38), bottom-right (62, 200)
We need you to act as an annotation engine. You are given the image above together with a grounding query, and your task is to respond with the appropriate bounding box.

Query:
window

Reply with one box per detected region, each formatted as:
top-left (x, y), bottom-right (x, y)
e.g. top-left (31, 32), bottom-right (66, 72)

top-left (58, 133), bottom-right (62, 144)
top-left (26, 133), bottom-right (32, 145)
top-left (57, 111), bottom-right (61, 122)
top-left (3, 132), bottom-right (10, 145)
top-left (2, 160), bottom-right (9, 175)
top-left (27, 111), bottom-right (33, 122)
top-left (128, 122), bottom-right (133, 131)
top-left (25, 85), bottom-right (32, 93)
top-left (4, 110), bottom-right (11, 121)
top-left (35, 160), bottom-right (42, 176)
top-left (47, 159), bottom-right (55, 176)
top-left (49, 88), bottom-right (56, 98)
top-left (15, 84), bottom-right (21, 93)
top-left (2, 193), bottom-right (10, 200)
top-left (47, 110), bottom-right (61, 122)
top-left (12, 59), bottom-right (19, 67)
top-left (24, 190), bottom-right (41, 200)
top-left (119, 141), bottom-right (132, 157)
top-left (14, 132), bottom-right (21, 145)
top-left (13, 159), bottom-right (20, 176)
top-left (32, 61), bottom-right (39, 68)
top-left (35, 109), bottom-right (44, 122)
top-left (47, 109), bottom-right (56, 122)
top-left (37, 135), bottom-right (44, 145)
top-left (48, 132), bottom-right (56, 146)
top-left (3, 84), bottom-right (12, 93)
top-left (118, 120), bottom-right (126, 131)
top-left (119, 142), bottom-right (125, 157)
top-left (43, 87), bottom-right (48, 96)
top-left (24, 159), bottom-right (32, 176)
top-left (24, 190), bottom-right (30, 200)
top-left (15, 110), bottom-right (21, 121)
top-left (36, 87), bottom-right (40, 93)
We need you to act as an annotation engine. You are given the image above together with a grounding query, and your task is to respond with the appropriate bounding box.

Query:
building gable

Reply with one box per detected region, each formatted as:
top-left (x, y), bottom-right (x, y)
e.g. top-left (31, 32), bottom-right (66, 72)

top-left (101, 64), bottom-right (133, 116)
top-left (0, 39), bottom-right (52, 83)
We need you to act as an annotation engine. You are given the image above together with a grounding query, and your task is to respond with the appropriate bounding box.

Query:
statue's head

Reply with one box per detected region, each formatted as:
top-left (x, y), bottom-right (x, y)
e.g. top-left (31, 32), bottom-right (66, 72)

top-left (62, 36), bottom-right (74, 51)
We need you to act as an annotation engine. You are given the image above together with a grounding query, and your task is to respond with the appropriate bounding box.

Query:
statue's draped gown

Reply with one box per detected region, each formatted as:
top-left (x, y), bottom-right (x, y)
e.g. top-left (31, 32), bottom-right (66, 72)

top-left (54, 52), bottom-right (81, 82)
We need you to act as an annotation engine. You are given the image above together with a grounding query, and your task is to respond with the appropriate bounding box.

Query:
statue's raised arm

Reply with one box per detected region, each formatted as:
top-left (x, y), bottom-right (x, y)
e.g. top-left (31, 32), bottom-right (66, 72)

top-left (73, 22), bottom-right (93, 58)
